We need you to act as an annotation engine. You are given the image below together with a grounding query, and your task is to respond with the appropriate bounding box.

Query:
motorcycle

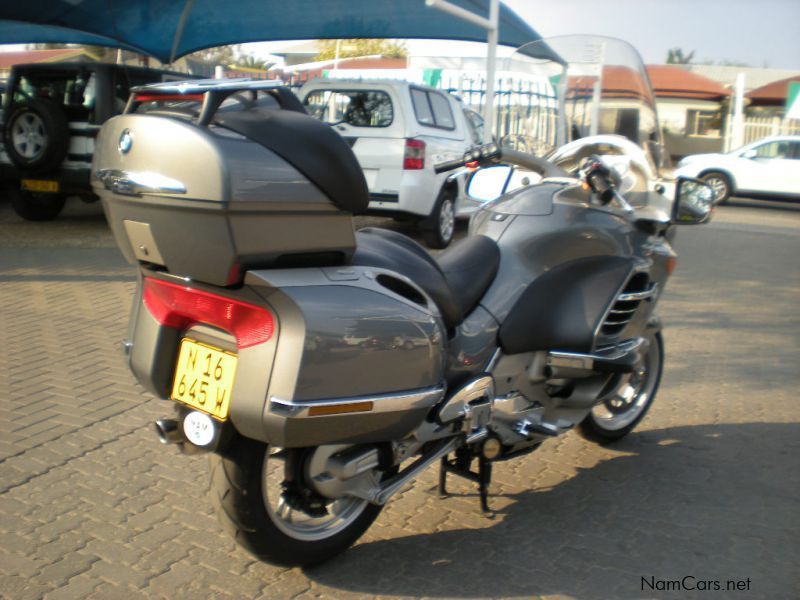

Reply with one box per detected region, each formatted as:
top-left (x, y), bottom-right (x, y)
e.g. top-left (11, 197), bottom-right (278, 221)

top-left (91, 36), bottom-right (713, 567)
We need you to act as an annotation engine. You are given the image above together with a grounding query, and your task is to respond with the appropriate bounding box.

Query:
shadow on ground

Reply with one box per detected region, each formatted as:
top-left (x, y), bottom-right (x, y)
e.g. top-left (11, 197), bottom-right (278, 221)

top-left (305, 422), bottom-right (799, 599)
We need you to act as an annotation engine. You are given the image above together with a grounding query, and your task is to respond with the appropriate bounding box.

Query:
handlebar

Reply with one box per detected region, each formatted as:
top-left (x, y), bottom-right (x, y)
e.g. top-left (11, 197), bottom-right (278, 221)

top-left (433, 144), bottom-right (570, 178)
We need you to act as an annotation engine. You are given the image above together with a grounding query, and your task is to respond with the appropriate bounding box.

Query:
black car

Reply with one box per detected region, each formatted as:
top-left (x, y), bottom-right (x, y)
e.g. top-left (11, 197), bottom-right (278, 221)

top-left (0, 62), bottom-right (190, 220)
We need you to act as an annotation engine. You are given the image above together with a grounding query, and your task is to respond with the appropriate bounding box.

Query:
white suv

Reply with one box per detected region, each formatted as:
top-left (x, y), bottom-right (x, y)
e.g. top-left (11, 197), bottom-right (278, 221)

top-left (674, 135), bottom-right (800, 204)
top-left (298, 79), bottom-right (484, 247)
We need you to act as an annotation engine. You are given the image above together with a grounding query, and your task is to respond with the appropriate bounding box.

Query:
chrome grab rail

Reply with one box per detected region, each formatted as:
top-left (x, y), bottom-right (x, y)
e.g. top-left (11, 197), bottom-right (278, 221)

top-left (94, 169), bottom-right (187, 196)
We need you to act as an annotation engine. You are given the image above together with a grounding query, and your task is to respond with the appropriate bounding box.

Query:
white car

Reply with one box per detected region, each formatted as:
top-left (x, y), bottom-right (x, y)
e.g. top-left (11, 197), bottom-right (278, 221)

top-left (674, 136), bottom-right (800, 204)
top-left (298, 79), bottom-right (484, 247)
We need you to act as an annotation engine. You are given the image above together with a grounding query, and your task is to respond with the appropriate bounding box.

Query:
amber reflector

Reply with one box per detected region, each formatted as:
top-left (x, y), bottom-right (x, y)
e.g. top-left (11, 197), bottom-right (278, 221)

top-left (308, 401), bottom-right (374, 417)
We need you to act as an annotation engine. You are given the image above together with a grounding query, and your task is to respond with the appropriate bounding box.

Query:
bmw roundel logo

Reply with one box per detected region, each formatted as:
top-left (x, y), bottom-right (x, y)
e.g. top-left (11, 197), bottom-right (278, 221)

top-left (118, 129), bottom-right (133, 154)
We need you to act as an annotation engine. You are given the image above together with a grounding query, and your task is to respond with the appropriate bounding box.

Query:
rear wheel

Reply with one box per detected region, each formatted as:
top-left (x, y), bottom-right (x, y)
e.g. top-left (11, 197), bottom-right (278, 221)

top-left (9, 189), bottom-right (67, 221)
top-left (423, 189), bottom-right (456, 249)
top-left (701, 171), bottom-right (731, 205)
top-left (578, 332), bottom-right (663, 443)
top-left (4, 99), bottom-right (70, 173)
top-left (210, 437), bottom-right (384, 567)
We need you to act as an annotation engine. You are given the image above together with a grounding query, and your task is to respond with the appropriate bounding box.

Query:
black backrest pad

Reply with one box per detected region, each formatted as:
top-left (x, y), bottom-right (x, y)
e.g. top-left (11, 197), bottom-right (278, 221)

top-left (499, 255), bottom-right (633, 354)
top-left (217, 108), bottom-right (369, 213)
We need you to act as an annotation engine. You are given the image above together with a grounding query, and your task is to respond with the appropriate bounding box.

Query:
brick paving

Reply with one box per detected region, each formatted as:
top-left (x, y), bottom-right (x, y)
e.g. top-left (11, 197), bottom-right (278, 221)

top-left (1, 197), bottom-right (798, 599)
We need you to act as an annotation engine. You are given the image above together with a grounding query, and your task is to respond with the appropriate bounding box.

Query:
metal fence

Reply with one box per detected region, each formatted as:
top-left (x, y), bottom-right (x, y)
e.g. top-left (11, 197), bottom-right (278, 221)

top-left (743, 115), bottom-right (800, 145)
top-left (439, 75), bottom-right (559, 151)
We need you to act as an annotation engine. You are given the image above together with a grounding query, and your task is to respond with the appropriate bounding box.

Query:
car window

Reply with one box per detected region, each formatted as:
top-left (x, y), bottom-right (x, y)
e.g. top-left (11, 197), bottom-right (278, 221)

top-left (787, 142), bottom-right (800, 159)
top-left (16, 71), bottom-right (96, 115)
top-left (410, 88), bottom-right (457, 130)
top-left (753, 141), bottom-right (790, 159)
top-left (410, 88), bottom-right (434, 126)
top-left (463, 109), bottom-right (484, 144)
top-left (428, 92), bottom-right (455, 129)
top-left (304, 90), bottom-right (393, 127)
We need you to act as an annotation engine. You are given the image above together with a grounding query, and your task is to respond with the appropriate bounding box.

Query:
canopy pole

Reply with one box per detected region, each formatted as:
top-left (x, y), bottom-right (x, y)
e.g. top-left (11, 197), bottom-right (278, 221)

top-left (169, 0), bottom-right (196, 67)
top-left (426, 0), bottom-right (499, 143)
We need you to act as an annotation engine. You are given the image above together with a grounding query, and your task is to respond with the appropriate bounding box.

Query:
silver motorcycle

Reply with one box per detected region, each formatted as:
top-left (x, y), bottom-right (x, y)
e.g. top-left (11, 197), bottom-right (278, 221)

top-left (92, 36), bottom-right (713, 566)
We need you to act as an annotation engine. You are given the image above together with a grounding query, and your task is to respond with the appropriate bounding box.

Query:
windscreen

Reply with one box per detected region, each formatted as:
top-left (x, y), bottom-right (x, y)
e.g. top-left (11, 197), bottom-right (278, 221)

top-left (499, 36), bottom-right (662, 167)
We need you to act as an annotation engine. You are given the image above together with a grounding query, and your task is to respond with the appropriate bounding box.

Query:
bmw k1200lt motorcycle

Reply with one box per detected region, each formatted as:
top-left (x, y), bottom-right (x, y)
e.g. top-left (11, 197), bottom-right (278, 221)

top-left (92, 37), bottom-right (713, 566)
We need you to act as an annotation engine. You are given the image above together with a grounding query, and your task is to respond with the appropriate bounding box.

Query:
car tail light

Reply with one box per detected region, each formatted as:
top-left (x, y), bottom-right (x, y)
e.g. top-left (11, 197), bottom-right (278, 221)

top-left (403, 138), bottom-right (426, 170)
top-left (142, 277), bottom-right (275, 349)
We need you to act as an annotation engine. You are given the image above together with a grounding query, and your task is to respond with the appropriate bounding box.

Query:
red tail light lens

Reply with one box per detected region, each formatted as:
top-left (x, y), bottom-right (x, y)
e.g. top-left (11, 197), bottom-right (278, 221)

top-left (134, 93), bottom-right (204, 103)
top-left (403, 138), bottom-right (426, 170)
top-left (142, 277), bottom-right (275, 349)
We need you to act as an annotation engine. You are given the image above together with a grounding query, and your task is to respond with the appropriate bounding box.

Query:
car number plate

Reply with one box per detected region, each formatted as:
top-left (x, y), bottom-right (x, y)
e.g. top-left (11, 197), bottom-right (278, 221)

top-left (170, 339), bottom-right (237, 420)
top-left (21, 179), bottom-right (60, 193)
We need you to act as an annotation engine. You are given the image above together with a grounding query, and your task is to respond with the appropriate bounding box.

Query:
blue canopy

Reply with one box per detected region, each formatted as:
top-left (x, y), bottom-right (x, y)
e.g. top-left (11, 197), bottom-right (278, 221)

top-left (0, 0), bottom-right (541, 64)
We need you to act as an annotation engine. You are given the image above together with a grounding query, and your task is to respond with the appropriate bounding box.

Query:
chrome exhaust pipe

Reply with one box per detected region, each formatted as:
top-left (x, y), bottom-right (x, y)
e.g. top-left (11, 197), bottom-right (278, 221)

top-left (154, 419), bottom-right (183, 444)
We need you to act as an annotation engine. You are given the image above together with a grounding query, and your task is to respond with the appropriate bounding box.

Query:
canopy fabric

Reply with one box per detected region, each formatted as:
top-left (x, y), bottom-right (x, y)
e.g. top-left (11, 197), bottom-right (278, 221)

top-left (0, 0), bottom-right (541, 64)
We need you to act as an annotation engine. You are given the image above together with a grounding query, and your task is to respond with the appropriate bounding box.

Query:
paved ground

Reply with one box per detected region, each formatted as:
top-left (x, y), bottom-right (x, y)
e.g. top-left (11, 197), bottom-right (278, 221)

top-left (1, 196), bottom-right (798, 599)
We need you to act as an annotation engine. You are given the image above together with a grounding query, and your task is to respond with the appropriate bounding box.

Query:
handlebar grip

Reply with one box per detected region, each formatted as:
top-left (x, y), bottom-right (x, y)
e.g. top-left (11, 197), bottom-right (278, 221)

top-left (434, 158), bottom-right (467, 174)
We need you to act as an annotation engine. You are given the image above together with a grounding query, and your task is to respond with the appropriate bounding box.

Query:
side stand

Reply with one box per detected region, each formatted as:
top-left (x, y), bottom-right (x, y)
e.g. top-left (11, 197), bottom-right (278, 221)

top-left (438, 447), bottom-right (493, 516)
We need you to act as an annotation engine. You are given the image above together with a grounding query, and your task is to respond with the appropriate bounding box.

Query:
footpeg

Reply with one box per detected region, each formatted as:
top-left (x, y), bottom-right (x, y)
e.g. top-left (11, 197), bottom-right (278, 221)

top-left (516, 419), bottom-right (559, 439)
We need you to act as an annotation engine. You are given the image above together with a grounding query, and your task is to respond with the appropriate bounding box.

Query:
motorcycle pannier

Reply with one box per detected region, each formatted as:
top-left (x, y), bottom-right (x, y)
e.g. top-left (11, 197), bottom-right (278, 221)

top-left (92, 85), bottom-right (369, 287)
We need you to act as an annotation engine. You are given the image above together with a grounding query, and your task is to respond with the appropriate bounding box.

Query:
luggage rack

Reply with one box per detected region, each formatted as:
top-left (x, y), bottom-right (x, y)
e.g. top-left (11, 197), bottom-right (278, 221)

top-left (124, 79), bottom-right (301, 126)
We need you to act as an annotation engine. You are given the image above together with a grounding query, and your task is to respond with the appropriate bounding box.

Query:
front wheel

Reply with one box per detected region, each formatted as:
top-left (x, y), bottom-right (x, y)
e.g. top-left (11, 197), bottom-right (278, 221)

top-left (210, 437), bottom-right (384, 567)
top-left (578, 332), bottom-right (663, 443)
top-left (701, 171), bottom-right (732, 205)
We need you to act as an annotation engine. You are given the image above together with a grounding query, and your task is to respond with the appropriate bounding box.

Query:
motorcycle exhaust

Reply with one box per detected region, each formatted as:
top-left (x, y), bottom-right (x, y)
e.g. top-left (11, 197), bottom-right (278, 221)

top-left (154, 419), bottom-right (183, 444)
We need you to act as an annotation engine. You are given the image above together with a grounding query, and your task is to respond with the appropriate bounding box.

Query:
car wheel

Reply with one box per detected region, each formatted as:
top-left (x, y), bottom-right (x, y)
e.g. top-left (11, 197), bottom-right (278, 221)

top-left (701, 171), bottom-right (731, 205)
top-left (422, 189), bottom-right (456, 249)
top-left (9, 188), bottom-right (67, 221)
top-left (3, 99), bottom-right (70, 174)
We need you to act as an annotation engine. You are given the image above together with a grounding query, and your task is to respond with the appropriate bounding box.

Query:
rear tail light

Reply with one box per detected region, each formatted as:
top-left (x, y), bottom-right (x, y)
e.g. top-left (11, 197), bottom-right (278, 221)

top-left (403, 138), bottom-right (426, 170)
top-left (134, 93), bottom-right (204, 103)
top-left (142, 277), bottom-right (275, 349)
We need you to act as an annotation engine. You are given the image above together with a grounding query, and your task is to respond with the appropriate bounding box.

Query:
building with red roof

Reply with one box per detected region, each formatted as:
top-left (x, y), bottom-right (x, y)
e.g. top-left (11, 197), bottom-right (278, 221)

top-left (0, 48), bottom-right (98, 79)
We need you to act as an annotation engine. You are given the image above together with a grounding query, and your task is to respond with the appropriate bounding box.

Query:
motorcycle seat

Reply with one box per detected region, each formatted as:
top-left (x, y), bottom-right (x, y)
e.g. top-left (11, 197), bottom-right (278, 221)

top-left (352, 228), bottom-right (500, 329)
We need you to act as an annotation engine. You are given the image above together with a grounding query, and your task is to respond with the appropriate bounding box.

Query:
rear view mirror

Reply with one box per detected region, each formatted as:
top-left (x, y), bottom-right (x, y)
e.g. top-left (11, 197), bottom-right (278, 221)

top-left (673, 177), bottom-right (714, 225)
top-left (466, 165), bottom-right (513, 202)
top-left (742, 149), bottom-right (757, 159)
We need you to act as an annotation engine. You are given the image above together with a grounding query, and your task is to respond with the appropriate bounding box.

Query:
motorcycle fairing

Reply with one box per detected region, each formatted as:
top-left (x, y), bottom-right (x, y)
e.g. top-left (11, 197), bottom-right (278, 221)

top-left (498, 255), bottom-right (634, 354)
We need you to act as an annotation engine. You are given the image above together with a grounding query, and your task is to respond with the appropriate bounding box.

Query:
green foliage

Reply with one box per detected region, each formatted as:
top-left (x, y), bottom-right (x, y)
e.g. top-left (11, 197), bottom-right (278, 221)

top-left (666, 48), bottom-right (695, 65)
top-left (314, 39), bottom-right (408, 62)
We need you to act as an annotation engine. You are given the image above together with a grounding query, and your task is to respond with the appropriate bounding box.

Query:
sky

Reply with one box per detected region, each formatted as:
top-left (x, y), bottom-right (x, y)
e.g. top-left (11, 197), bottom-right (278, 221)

top-left (242, 0), bottom-right (800, 70)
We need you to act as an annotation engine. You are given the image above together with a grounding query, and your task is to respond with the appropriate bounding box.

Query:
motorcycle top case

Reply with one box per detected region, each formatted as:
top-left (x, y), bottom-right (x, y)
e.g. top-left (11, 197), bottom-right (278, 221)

top-left (91, 104), bottom-right (368, 287)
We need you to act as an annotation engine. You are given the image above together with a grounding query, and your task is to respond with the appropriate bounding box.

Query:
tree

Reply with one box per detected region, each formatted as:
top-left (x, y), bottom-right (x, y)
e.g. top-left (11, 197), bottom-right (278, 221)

top-left (666, 48), bottom-right (695, 65)
top-left (314, 39), bottom-right (408, 62)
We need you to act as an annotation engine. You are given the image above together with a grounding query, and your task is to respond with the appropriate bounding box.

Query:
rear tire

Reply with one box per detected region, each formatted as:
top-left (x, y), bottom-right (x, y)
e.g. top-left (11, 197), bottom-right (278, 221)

top-left (209, 437), bottom-right (384, 567)
top-left (700, 171), bottom-right (731, 205)
top-left (422, 189), bottom-right (456, 249)
top-left (9, 189), bottom-right (67, 221)
top-left (578, 332), bottom-right (663, 444)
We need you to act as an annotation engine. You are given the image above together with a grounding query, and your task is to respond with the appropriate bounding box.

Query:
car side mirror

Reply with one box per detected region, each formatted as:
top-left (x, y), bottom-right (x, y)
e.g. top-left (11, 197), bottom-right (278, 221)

top-left (466, 165), bottom-right (513, 202)
top-left (673, 177), bottom-right (714, 225)
top-left (742, 149), bottom-right (757, 159)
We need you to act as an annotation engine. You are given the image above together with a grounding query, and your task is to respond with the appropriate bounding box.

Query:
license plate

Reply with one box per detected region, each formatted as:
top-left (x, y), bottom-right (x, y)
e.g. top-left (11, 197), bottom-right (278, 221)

top-left (21, 179), bottom-right (60, 193)
top-left (171, 339), bottom-right (237, 420)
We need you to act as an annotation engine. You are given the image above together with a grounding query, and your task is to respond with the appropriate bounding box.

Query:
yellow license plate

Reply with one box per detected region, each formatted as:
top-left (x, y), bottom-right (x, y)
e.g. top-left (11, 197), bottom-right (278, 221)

top-left (21, 179), bottom-right (60, 193)
top-left (171, 339), bottom-right (237, 420)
